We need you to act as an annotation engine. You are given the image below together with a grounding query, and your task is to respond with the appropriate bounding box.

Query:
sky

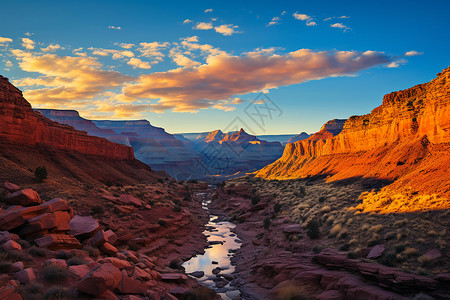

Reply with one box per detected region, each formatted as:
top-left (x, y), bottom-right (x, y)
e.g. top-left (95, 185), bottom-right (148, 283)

top-left (1, 0), bottom-right (449, 135)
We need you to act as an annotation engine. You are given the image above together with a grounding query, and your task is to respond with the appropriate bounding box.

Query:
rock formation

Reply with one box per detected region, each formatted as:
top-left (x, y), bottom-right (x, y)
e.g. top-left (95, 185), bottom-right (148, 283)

top-left (286, 132), bottom-right (311, 143)
top-left (0, 76), bottom-right (134, 160)
top-left (256, 67), bottom-right (450, 208)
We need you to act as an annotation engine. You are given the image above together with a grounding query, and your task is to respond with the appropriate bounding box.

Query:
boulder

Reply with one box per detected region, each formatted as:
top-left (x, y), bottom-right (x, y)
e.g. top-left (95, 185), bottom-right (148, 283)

top-left (90, 230), bottom-right (107, 247)
top-left (101, 242), bottom-right (118, 256)
top-left (2, 240), bottom-right (22, 251)
top-left (116, 270), bottom-right (145, 294)
top-left (131, 267), bottom-right (152, 281)
top-left (282, 224), bottom-right (303, 234)
top-left (68, 264), bottom-right (91, 280)
top-left (0, 208), bottom-right (26, 230)
top-left (160, 273), bottom-right (188, 282)
top-left (0, 285), bottom-right (23, 300)
top-left (119, 194), bottom-right (143, 207)
top-left (0, 231), bottom-right (12, 244)
top-left (44, 258), bottom-right (67, 268)
top-left (6, 189), bottom-right (42, 206)
top-left (77, 263), bottom-right (122, 296)
top-left (68, 215), bottom-right (100, 238)
top-left (98, 289), bottom-right (119, 300)
top-left (423, 249), bottom-right (442, 260)
top-left (101, 257), bottom-right (131, 269)
top-left (15, 268), bottom-right (36, 284)
top-left (189, 271), bottom-right (204, 278)
top-left (34, 234), bottom-right (82, 250)
top-left (3, 182), bottom-right (20, 192)
top-left (367, 244), bottom-right (385, 259)
top-left (41, 198), bottom-right (70, 213)
top-left (11, 261), bottom-right (24, 273)
top-left (104, 230), bottom-right (118, 245)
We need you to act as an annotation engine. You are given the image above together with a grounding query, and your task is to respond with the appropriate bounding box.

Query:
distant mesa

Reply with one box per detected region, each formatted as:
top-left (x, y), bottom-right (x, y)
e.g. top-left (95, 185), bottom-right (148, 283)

top-left (286, 132), bottom-right (311, 143)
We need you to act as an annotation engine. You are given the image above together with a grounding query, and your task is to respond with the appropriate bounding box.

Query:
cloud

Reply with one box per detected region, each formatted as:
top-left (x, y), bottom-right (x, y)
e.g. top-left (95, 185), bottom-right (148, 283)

top-left (330, 23), bottom-right (351, 31)
top-left (293, 12), bottom-right (311, 21)
top-left (0, 37), bottom-right (13, 44)
top-left (116, 43), bottom-right (135, 49)
top-left (195, 22), bottom-right (213, 30)
top-left (182, 36), bottom-right (199, 43)
top-left (5, 60), bottom-right (13, 67)
top-left (267, 17), bottom-right (280, 26)
top-left (21, 38), bottom-right (35, 50)
top-left (324, 17), bottom-right (333, 21)
top-left (90, 48), bottom-right (134, 59)
top-left (204, 8), bottom-right (213, 13)
top-left (405, 50), bottom-right (423, 56)
top-left (169, 49), bottom-right (201, 68)
top-left (138, 42), bottom-right (170, 59)
top-left (306, 21), bottom-right (317, 26)
top-left (339, 16), bottom-right (350, 19)
top-left (121, 49), bottom-right (392, 112)
top-left (11, 49), bottom-right (133, 107)
top-left (214, 24), bottom-right (240, 36)
top-left (25, 32), bottom-right (33, 37)
top-left (127, 58), bottom-right (152, 69)
top-left (231, 97), bottom-right (244, 104)
top-left (107, 26), bottom-right (122, 30)
top-left (41, 44), bottom-right (64, 52)
top-left (387, 59), bottom-right (407, 68)
top-left (183, 19), bottom-right (193, 24)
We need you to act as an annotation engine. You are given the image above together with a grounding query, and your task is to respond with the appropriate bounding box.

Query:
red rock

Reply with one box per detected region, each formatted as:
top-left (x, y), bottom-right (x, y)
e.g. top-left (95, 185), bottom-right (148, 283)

top-left (367, 244), bottom-right (385, 259)
top-left (53, 211), bottom-right (71, 231)
top-left (119, 194), bottom-right (143, 207)
top-left (0, 231), bottom-right (12, 244)
top-left (423, 249), bottom-right (442, 260)
top-left (116, 270), bottom-right (145, 294)
top-left (101, 242), bottom-right (118, 256)
top-left (3, 182), bottom-right (20, 192)
top-left (282, 224), bottom-right (303, 234)
top-left (44, 258), bottom-right (67, 268)
top-left (68, 264), bottom-right (91, 280)
top-left (0, 76), bottom-right (135, 160)
top-left (163, 294), bottom-right (178, 300)
top-left (15, 268), bottom-right (36, 284)
top-left (101, 257), bottom-right (131, 269)
top-left (77, 263), bottom-right (122, 296)
top-left (315, 290), bottom-right (344, 300)
top-left (11, 261), bottom-right (24, 273)
top-left (41, 198), bottom-right (70, 213)
top-left (68, 215), bottom-right (100, 238)
top-left (160, 273), bottom-right (188, 282)
top-left (6, 189), bottom-right (42, 206)
top-left (115, 205), bottom-right (136, 214)
top-left (2, 240), bottom-right (22, 251)
top-left (104, 230), bottom-right (118, 245)
top-left (0, 285), bottom-right (23, 300)
top-left (34, 234), bottom-right (82, 250)
top-left (97, 289), bottom-right (119, 300)
top-left (0, 208), bottom-right (26, 230)
top-left (90, 230), bottom-right (107, 247)
top-left (131, 267), bottom-right (152, 281)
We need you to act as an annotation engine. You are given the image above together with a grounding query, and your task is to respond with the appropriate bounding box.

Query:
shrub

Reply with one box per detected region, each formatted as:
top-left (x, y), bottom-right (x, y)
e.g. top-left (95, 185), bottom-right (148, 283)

top-left (251, 195), bottom-right (260, 205)
top-left (43, 286), bottom-right (71, 300)
top-left (274, 203), bottom-right (282, 214)
top-left (34, 166), bottom-right (48, 181)
top-left (157, 218), bottom-right (167, 227)
top-left (339, 243), bottom-right (350, 251)
top-left (0, 249), bottom-right (31, 262)
top-left (312, 246), bottom-right (322, 254)
top-left (17, 239), bottom-right (31, 249)
top-left (379, 252), bottom-right (397, 267)
top-left (318, 196), bottom-right (326, 203)
top-left (347, 251), bottom-right (358, 259)
top-left (395, 244), bottom-right (406, 253)
top-left (157, 178), bottom-right (164, 184)
top-left (169, 259), bottom-right (182, 270)
top-left (173, 205), bottom-right (182, 212)
top-left (384, 232), bottom-right (396, 240)
top-left (0, 261), bottom-right (12, 273)
top-left (263, 218), bottom-right (271, 229)
top-left (18, 282), bottom-right (44, 300)
top-left (29, 246), bottom-right (47, 257)
top-left (306, 219), bottom-right (321, 239)
top-left (41, 265), bottom-right (68, 283)
top-left (277, 281), bottom-right (310, 300)
top-left (329, 224), bottom-right (342, 237)
top-left (90, 205), bottom-right (104, 215)
top-left (66, 256), bottom-right (85, 266)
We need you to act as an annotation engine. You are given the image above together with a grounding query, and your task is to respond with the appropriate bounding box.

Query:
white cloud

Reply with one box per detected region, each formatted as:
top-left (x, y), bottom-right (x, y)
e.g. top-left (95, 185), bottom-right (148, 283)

top-left (306, 21), bottom-right (317, 26)
top-left (127, 58), bottom-right (152, 69)
top-left (90, 48), bottom-right (135, 59)
top-left (293, 12), bottom-right (311, 21)
top-left (41, 44), bottom-right (64, 52)
top-left (339, 16), bottom-right (350, 19)
top-left (281, 11), bottom-right (286, 15)
top-left (138, 41), bottom-right (170, 58)
top-left (324, 17), bottom-right (333, 21)
top-left (404, 50), bottom-right (423, 57)
top-left (387, 59), bottom-right (407, 68)
top-left (195, 22), bottom-right (213, 30)
top-left (183, 19), bottom-right (193, 24)
top-left (0, 37), bottom-right (13, 44)
top-left (205, 8), bottom-right (213, 13)
top-left (5, 60), bottom-right (13, 67)
top-left (330, 23), bottom-right (351, 31)
top-left (21, 38), bottom-right (35, 50)
top-left (182, 36), bottom-right (199, 43)
top-left (25, 32), bottom-right (33, 37)
top-left (214, 24), bottom-right (240, 36)
top-left (267, 16), bottom-right (280, 26)
top-left (107, 26), bottom-right (122, 30)
top-left (116, 43), bottom-right (135, 49)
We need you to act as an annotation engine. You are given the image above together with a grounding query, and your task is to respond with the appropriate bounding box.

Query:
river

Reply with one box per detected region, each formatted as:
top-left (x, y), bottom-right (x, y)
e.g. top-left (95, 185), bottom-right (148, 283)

top-left (182, 193), bottom-right (242, 300)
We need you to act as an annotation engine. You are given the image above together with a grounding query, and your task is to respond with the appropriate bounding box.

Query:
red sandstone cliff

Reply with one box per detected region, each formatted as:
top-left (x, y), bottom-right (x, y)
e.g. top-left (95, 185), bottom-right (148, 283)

top-left (256, 67), bottom-right (450, 199)
top-left (0, 76), bottom-right (134, 160)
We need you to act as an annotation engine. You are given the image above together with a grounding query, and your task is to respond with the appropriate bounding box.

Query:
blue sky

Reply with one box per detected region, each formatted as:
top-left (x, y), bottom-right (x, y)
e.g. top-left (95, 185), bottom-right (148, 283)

top-left (1, 0), bottom-right (449, 134)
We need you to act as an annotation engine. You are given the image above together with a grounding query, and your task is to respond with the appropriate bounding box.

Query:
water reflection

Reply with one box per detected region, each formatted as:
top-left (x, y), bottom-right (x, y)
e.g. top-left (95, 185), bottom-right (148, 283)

top-left (183, 196), bottom-right (242, 300)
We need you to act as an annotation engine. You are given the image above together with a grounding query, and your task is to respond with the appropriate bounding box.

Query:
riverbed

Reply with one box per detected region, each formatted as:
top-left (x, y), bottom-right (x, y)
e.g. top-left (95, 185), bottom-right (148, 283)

top-left (182, 193), bottom-right (242, 300)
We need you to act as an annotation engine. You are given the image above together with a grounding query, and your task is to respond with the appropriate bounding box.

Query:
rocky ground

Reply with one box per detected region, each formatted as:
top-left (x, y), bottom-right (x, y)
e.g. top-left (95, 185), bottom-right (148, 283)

top-left (209, 176), bottom-right (450, 300)
top-left (0, 179), bottom-right (220, 300)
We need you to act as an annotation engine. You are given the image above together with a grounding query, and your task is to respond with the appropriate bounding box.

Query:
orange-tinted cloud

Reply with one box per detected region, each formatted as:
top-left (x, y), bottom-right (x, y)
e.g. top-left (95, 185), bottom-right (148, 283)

top-left (122, 49), bottom-right (392, 112)
top-left (12, 50), bottom-right (133, 107)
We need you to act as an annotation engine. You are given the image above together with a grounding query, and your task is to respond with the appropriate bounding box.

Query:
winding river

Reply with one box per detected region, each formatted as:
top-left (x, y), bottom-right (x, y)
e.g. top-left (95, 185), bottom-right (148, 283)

top-left (182, 193), bottom-right (242, 300)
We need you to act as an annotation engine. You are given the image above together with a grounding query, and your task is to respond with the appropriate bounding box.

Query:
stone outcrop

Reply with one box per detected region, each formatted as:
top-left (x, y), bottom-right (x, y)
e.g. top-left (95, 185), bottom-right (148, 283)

top-left (0, 76), bottom-right (134, 160)
top-left (286, 132), bottom-right (311, 143)
top-left (256, 67), bottom-right (450, 201)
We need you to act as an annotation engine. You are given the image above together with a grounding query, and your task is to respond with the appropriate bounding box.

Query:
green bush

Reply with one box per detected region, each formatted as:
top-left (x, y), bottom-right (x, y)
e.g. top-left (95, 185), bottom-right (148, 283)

top-left (306, 219), bottom-right (321, 239)
top-left (41, 265), bottom-right (68, 283)
top-left (34, 166), bottom-right (48, 181)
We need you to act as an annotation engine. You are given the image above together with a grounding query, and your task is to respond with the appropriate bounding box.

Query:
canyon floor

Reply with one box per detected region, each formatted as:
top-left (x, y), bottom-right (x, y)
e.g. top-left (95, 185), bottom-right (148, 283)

top-left (209, 175), bottom-right (449, 300)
